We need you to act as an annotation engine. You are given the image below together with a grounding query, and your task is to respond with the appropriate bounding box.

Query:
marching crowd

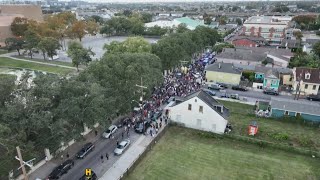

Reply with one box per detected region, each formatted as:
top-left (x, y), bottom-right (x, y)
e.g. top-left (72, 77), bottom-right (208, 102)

top-left (128, 51), bottom-right (215, 136)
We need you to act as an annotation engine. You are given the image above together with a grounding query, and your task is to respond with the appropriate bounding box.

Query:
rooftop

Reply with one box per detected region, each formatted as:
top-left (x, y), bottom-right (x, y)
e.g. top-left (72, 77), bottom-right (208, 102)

top-left (174, 17), bottom-right (205, 29)
top-left (205, 62), bottom-right (242, 75)
top-left (244, 16), bottom-right (291, 25)
top-left (271, 97), bottom-right (320, 116)
top-left (216, 48), bottom-right (267, 62)
top-left (294, 67), bottom-right (320, 84)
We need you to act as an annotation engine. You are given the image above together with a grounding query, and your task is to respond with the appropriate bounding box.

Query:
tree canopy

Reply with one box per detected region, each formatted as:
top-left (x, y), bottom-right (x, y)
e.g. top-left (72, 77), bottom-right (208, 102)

top-left (104, 37), bottom-right (152, 54)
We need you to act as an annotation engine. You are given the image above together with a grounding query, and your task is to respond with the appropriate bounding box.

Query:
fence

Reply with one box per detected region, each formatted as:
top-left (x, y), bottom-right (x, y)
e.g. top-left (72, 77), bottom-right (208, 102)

top-left (118, 125), bottom-right (169, 180)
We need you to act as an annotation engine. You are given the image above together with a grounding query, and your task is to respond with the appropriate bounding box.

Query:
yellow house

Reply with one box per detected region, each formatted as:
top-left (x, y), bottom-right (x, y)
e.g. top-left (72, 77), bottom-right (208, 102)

top-left (205, 63), bottom-right (242, 85)
top-left (292, 67), bottom-right (320, 95)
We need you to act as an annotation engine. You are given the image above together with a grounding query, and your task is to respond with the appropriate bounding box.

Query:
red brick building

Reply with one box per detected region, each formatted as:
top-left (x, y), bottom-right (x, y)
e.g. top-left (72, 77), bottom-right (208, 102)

top-left (230, 36), bottom-right (267, 47)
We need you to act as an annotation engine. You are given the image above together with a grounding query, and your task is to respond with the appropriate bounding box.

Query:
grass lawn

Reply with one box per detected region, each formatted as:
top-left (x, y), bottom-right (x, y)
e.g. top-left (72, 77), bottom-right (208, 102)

top-left (0, 57), bottom-right (75, 75)
top-left (13, 55), bottom-right (74, 67)
top-left (0, 49), bottom-right (9, 55)
top-left (218, 100), bottom-right (320, 152)
top-left (126, 126), bottom-right (320, 180)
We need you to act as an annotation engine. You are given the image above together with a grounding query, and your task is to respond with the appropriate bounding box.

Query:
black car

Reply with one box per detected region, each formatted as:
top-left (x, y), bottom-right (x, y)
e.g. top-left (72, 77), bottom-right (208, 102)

top-left (47, 160), bottom-right (74, 179)
top-left (232, 85), bottom-right (247, 91)
top-left (79, 170), bottom-right (97, 180)
top-left (306, 95), bottom-right (320, 101)
top-left (151, 111), bottom-right (162, 121)
top-left (76, 143), bottom-right (95, 159)
top-left (263, 89), bottom-right (279, 95)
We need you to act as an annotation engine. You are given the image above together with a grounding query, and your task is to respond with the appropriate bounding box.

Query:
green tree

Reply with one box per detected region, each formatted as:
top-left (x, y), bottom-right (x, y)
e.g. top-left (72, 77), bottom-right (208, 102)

top-left (219, 6), bottom-right (223, 11)
top-left (313, 41), bottom-right (320, 58)
top-left (176, 24), bottom-right (189, 33)
top-left (68, 20), bottom-right (87, 41)
top-left (140, 13), bottom-right (153, 23)
top-left (128, 17), bottom-right (145, 35)
top-left (37, 37), bottom-right (61, 60)
top-left (24, 29), bottom-right (40, 59)
top-left (0, 74), bottom-right (16, 107)
top-left (90, 15), bottom-right (104, 25)
top-left (67, 41), bottom-right (95, 71)
top-left (236, 18), bottom-right (243, 26)
top-left (104, 37), bottom-right (152, 54)
top-left (5, 37), bottom-right (25, 56)
top-left (10, 17), bottom-right (29, 37)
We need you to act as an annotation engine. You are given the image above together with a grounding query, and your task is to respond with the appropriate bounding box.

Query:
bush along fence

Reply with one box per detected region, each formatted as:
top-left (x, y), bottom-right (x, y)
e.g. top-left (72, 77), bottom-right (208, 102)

top-left (119, 124), bottom-right (169, 180)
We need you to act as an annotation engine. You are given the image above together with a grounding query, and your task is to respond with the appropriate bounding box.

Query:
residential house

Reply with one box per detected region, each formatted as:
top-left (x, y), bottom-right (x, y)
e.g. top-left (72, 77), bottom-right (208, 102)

top-left (168, 90), bottom-right (229, 134)
top-left (270, 97), bottom-right (320, 122)
top-left (216, 47), bottom-right (293, 67)
top-left (292, 67), bottom-right (320, 95)
top-left (242, 16), bottom-right (292, 46)
top-left (205, 62), bottom-right (242, 85)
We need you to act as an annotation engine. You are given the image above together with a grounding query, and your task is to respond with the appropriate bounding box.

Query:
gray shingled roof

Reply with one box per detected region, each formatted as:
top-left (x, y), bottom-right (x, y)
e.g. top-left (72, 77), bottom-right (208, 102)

top-left (271, 97), bottom-right (320, 116)
top-left (174, 90), bottom-right (230, 119)
top-left (205, 62), bottom-right (242, 74)
top-left (216, 48), bottom-right (267, 62)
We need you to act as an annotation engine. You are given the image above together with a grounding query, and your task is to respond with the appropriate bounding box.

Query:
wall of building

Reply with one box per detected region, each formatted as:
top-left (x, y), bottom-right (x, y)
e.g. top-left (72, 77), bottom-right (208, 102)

top-left (169, 97), bottom-right (228, 134)
top-left (264, 78), bottom-right (280, 90)
top-left (232, 39), bottom-right (258, 47)
top-left (281, 74), bottom-right (293, 86)
top-left (292, 81), bottom-right (320, 95)
top-left (205, 71), bottom-right (241, 85)
top-left (267, 54), bottom-right (289, 67)
top-left (272, 108), bottom-right (320, 122)
top-left (216, 57), bottom-right (260, 66)
top-left (0, 5), bottom-right (43, 21)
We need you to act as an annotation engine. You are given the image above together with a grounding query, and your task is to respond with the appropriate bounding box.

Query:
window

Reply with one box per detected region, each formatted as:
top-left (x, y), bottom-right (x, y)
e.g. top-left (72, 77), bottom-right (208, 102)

top-left (188, 104), bottom-right (192, 111)
top-left (195, 98), bottom-right (197, 102)
top-left (197, 119), bottom-right (202, 127)
top-left (305, 73), bottom-right (310, 79)
top-left (305, 84), bottom-right (308, 89)
top-left (199, 106), bottom-right (203, 113)
top-left (313, 85), bottom-right (317, 90)
top-left (285, 111), bottom-right (289, 115)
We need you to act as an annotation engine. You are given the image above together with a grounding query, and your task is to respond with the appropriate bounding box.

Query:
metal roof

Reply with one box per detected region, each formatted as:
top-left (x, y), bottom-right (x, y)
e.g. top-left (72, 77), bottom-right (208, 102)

top-left (205, 62), bottom-right (242, 75)
top-left (271, 97), bottom-right (320, 116)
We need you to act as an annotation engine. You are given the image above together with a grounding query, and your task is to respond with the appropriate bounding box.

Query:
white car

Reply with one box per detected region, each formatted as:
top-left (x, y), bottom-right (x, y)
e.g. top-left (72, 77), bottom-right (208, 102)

top-left (114, 139), bottom-right (131, 155)
top-left (102, 125), bottom-right (117, 139)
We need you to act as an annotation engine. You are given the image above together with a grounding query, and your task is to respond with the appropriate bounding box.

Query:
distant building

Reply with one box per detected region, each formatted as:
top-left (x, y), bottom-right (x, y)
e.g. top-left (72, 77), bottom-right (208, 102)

top-left (205, 62), bottom-right (242, 85)
top-left (173, 17), bottom-right (206, 30)
top-left (145, 20), bottom-right (179, 29)
top-left (168, 90), bottom-right (229, 134)
top-left (230, 35), bottom-right (267, 47)
top-left (242, 16), bottom-right (292, 46)
top-left (216, 47), bottom-right (293, 67)
top-left (0, 5), bottom-right (43, 46)
top-left (292, 67), bottom-right (320, 96)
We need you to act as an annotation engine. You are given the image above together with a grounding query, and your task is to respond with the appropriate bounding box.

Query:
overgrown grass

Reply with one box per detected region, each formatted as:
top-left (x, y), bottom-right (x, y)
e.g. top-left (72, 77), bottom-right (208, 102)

top-left (219, 100), bottom-right (320, 151)
top-left (126, 126), bottom-right (320, 180)
top-left (13, 55), bottom-right (74, 67)
top-left (0, 57), bottom-right (75, 75)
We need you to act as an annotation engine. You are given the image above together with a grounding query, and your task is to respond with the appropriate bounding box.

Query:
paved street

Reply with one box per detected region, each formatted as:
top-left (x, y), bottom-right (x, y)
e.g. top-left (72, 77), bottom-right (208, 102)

top-left (29, 127), bottom-right (141, 180)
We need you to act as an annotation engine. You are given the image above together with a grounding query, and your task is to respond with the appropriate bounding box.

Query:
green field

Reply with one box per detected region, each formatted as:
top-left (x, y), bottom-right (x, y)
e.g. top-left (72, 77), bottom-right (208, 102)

top-left (12, 55), bottom-right (74, 67)
top-left (219, 100), bottom-right (320, 151)
top-left (0, 57), bottom-right (75, 75)
top-left (126, 126), bottom-right (320, 180)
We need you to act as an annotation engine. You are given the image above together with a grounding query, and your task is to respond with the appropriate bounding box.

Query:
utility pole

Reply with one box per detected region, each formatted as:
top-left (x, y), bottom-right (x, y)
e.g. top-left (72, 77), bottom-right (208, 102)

top-left (135, 77), bottom-right (147, 106)
top-left (16, 146), bottom-right (28, 180)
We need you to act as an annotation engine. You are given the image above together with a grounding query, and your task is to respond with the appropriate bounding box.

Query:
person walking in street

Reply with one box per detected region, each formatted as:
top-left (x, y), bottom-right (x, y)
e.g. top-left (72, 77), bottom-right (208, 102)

top-left (116, 140), bottom-right (119, 146)
top-left (165, 117), bottom-right (168, 125)
top-left (121, 131), bottom-right (124, 139)
top-left (101, 155), bottom-right (104, 163)
top-left (106, 153), bottom-right (109, 160)
top-left (95, 130), bottom-right (98, 136)
top-left (66, 152), bottom-right (69, 159)
top-left (127, 130), bottom-right (130, 137)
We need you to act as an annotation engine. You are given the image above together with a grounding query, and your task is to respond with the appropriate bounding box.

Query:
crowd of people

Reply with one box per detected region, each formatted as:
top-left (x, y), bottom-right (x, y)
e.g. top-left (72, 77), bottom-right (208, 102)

top-left (128, 51), bottom-right (215, 136)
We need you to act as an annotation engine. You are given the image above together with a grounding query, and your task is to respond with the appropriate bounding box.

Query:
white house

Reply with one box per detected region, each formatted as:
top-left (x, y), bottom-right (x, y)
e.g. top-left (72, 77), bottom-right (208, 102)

top-left (167, 90), bottom-right (229, 134)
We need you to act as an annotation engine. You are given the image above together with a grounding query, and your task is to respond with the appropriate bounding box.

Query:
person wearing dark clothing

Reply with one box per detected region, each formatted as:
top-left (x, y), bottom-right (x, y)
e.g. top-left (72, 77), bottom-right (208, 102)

top-left (100, 155), bottom-right (104, 163)
top-left (121, 131), bottom-right (124, 139)
top-left (66, 153), bottom-right (69, 159)
top-left (106, 153), bottom-right (109, 160)
top-left (95, 130), bottom-right (98, 136)
top-left (116, 140), bottom-right (119, 146)
top-left (165, 118), bottom-right (168, 124)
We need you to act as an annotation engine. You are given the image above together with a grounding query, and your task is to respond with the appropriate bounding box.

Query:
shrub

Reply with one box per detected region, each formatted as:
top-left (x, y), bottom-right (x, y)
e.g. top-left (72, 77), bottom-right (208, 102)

top-left (271, 133), bottom-right (289, 141)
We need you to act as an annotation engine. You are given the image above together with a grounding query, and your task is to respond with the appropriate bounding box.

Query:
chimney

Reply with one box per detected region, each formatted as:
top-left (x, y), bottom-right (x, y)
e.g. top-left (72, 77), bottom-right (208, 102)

top-left (219, 63), bottom-right (221, 69)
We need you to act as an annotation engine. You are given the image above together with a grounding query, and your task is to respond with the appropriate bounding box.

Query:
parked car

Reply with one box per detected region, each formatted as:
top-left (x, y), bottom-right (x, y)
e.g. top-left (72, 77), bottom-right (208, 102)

top-left (76, 143), bottom-right (95, 159)
top-left (229, 94), bottom-right (239, 100)
top-left (208, 84), bottom-right (222, 90)
top-left (47, 160), bottom-right (74, 179)
top-left (232, 85), bottom-right (247, 91)
top-left (102, 125), bottom-right (118, 139)
top-left (204, 89), bottom-right (216, 96)
top-left (217, 83), bottom-right (228, 89)
top-left (263, 89), bottom-right (279, 96)
top-left (134, 120), bottom-right (151, 134)
top-left (79, 170), bottom-right (97, 180)
top-left (114, 139), bottom-right (131, 155)
top-left (306, 95), bottom-right (320, 101)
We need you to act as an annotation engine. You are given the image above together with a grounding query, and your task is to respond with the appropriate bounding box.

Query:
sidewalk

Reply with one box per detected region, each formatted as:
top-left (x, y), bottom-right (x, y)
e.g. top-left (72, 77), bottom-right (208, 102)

top-left (100, 122), bottom-right (168, 180)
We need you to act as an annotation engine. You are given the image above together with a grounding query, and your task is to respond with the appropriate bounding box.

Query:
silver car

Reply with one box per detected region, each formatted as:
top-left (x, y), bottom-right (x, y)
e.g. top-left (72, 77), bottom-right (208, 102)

top-left (102, 125), bottom-right (117, 139)
top-left (114, 139), bottom-right (131, 155)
